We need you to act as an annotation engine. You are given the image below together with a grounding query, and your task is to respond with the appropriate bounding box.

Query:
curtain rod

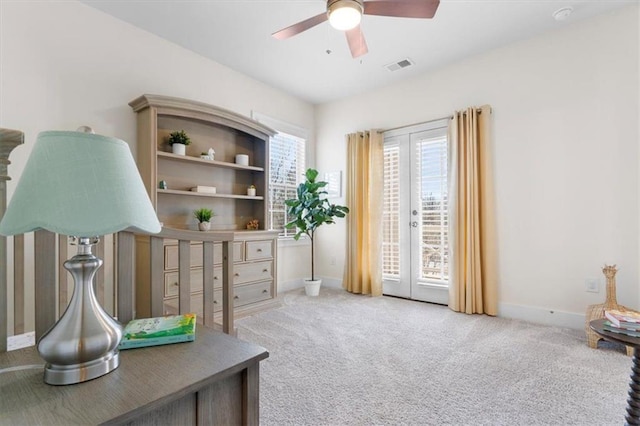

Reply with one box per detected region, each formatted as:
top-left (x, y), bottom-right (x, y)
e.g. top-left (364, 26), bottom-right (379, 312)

top-left (381, 108), bottom-right (487, 134)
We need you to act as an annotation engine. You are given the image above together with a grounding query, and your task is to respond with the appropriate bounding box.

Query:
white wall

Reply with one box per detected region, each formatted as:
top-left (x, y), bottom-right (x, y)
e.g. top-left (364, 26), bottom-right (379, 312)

top-left (315, 5), bottom-right (640, 328)
top-left (0, 0), bottom-right (315, 330)
top-left (2, 1), bottom-right (638, 331)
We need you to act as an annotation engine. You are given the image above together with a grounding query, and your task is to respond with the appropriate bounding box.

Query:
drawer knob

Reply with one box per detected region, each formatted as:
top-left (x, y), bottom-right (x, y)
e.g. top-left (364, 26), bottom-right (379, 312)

top-left (262, 289), bottom-right (268, 294)
top-left (173, 282), bottom-right (178, 287)
top-left (213, 300), bottom-right (218, 304)
top-left (263, 269), bottom-right (268, 273)
top-left (214, 276), bottom-right (218, 280)
top-left (234, 273), bottom-right (240, 277)
top-left (257, 248), bottom-right (262, 252)
top-left (234, 295), bottom-right (239, 300)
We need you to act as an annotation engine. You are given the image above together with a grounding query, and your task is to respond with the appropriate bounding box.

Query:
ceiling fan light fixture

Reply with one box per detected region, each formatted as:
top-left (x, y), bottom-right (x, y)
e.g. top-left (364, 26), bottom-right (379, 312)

top-left (328, 0), bottom-right (363, 31)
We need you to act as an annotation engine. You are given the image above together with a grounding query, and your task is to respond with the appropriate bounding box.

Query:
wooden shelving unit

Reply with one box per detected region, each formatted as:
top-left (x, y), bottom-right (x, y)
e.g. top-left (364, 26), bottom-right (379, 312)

top-left (129, 94), bottom-right (280, 321)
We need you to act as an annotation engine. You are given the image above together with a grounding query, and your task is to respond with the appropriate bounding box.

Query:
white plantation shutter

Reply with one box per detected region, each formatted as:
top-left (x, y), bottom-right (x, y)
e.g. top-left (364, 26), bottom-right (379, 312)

top-left (383, 143), bottom-right (400, 278)
top-left (269, 131), bottom-right (306, 237)
top-left (416, 136), bottom-right (449, 281)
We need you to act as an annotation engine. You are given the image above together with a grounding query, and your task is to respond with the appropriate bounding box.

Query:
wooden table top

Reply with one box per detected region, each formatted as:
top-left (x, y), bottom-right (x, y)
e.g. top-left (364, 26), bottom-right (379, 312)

top-left (0, 326), bottom-right (268, 425)
top-left (590, 318), bottom-right (640, 349)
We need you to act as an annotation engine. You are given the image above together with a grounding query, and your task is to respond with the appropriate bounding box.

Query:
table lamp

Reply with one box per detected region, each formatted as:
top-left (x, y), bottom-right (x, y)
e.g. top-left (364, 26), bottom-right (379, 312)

top-left (0, 129), bottom-right (161, 385)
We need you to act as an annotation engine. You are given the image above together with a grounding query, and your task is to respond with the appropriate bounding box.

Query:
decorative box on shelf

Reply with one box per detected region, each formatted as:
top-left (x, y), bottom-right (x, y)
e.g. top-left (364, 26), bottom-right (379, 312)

top-left (191, 185), bottom-right (217, 194)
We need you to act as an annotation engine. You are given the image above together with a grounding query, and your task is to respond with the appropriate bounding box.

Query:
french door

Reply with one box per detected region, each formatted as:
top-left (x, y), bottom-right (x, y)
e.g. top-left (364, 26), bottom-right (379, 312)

top-left (382, 119), bottom-right (449, 304)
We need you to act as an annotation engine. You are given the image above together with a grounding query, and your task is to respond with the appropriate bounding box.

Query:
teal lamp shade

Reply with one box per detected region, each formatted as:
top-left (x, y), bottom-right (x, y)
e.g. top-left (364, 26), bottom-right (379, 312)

top-left (0, 130), bottom-right (160, 236)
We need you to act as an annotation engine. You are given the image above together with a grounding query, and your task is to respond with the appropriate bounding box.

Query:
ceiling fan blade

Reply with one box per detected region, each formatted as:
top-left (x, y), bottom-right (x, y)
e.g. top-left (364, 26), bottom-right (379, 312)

top-left (345, 25), bottom-right (368, 58)
top-left (363, 0), bottom-right (440, 19)
top-left (272, 12), bottom-right (328, 40)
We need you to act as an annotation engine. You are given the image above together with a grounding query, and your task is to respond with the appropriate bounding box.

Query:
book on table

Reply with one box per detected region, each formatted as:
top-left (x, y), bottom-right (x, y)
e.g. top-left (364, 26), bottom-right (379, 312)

top-left (118, 313), bottom-right (196, 350)
top-left (603, 321), bottom-right (640, 337)
top-left (604, 309), bottom-right (640, 328)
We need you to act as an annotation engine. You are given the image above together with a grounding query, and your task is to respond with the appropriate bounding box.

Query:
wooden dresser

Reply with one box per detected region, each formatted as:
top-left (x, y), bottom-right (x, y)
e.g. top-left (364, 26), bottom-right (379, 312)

top-left (161, 231), bottom-right (279, 322)
top-left (0, 327), bottom-right (268, 425)
top-left (129, 95), bottom-right (280, 322)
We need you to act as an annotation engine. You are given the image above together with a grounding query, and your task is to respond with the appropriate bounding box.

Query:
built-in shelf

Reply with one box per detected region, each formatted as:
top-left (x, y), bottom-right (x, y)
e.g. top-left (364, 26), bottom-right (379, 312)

top-left (130, 94), bottom-right (280, 335)
top-left (157, 151), bottom-right (265, 172)
top-left (159, 188), bottom-right (264, 200)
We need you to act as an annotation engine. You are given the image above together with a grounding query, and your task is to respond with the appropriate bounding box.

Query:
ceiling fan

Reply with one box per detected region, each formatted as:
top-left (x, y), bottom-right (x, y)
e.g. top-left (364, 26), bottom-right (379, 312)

top-left (272, 0), bottom-right (440, 58)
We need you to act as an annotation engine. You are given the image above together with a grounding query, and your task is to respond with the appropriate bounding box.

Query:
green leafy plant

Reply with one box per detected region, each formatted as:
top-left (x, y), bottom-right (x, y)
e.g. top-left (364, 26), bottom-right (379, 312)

top-left (193, 208), bottom-right (213, 223)
top-left (285, 168), bottom-right (349, 281)
top-left (167, 130), bottom-right (191, 146)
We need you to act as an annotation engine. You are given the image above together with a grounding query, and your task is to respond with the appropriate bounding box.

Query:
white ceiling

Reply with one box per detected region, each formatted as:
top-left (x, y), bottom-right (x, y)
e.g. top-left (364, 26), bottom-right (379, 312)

top-left (82, 0), bottom-right (635, 105)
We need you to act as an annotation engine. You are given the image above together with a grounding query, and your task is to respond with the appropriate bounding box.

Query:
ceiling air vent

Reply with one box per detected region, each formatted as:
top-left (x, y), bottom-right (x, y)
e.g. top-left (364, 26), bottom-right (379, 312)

top-left (385, 58), bottom-right (414, 72)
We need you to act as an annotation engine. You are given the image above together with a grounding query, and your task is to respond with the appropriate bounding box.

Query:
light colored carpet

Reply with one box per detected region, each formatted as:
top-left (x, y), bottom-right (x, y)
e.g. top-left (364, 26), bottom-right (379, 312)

top-left (236, 288), bottom-right (631, 425)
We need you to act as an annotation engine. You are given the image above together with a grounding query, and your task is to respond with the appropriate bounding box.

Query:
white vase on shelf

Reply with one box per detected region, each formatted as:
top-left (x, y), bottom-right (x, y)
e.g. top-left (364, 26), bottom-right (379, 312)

top-left (172, 144), bottom-right (186, 155)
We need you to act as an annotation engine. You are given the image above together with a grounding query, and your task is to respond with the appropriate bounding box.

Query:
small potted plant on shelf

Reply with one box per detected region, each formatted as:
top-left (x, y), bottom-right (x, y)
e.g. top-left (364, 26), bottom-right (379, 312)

top-left (285, 168), bottom-right (349, 296)
top-left (194, 208), bottom-right (214, 231)
top-left (167, 130), bottom-right (191, 156)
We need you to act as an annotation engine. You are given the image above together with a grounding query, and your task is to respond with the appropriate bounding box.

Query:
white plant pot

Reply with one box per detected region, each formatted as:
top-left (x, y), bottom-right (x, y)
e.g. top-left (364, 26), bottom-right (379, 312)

top-left (235, 154), bottom-right (249, 166)
top-left (304, 279), bottom-right (322, 296)
top-left (198, 221), bottom-right (211, 231)
top-left (172, 143), bottom-right (186, 155)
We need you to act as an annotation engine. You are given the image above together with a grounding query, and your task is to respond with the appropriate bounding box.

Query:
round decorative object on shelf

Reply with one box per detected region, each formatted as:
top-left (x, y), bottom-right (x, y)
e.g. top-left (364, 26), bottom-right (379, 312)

top-left (235, 154), bottom-right (249, 166)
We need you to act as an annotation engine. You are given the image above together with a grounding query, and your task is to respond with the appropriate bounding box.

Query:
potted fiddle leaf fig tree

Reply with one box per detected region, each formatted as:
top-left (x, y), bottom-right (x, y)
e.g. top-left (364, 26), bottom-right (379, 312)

top-left (167, 130), bottom-right (191, 156)
top-left (285, 168), bottom-right (349, 296)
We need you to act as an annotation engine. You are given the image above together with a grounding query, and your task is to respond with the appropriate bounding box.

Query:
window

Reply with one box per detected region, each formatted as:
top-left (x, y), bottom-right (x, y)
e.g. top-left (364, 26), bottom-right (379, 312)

top-left (417, 136), bottom-right (449, 282)
top-left (269, 131), bottom-right (306, 238)
top-left (383, 142), bottom-right (400, 278)
top-left (252, 113), bottom-right (307, 238)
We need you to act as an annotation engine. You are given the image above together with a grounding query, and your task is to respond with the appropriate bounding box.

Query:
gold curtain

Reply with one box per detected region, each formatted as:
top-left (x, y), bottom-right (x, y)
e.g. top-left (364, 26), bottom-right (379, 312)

top-left (343, 130), bottom-right (383, 296)
top-left (448, 105), bottom-right (498, 315)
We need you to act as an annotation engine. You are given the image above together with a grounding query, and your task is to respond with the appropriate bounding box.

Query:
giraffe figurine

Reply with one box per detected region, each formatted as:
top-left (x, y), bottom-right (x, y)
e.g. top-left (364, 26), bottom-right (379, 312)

top-left (585, 264), bottom-right (634, 356)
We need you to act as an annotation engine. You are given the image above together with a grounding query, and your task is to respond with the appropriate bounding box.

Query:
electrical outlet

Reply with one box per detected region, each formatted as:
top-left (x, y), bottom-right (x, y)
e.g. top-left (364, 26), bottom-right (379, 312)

top-left (585, 278), bottom-right (599, 293)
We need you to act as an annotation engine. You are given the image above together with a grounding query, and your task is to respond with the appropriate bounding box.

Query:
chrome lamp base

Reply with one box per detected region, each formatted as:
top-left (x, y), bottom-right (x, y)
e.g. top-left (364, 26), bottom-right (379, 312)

top-left (37, 237), bottom-right (123, 385)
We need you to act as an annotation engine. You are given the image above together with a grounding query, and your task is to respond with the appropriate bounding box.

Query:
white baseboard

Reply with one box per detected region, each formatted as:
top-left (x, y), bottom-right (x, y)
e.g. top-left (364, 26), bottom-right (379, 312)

top-left (278, 277), bottom-right (343, 293)
top-left (277, 280), bottom-right (585, 330)
top-left (318, 277), bottom-right (343, 289)
top-left (7, 331), bottom-right (35, 351)
top-left (498, 303), bottom-right (585, 330)
top-left (278, 278), bottom-right (303, 293)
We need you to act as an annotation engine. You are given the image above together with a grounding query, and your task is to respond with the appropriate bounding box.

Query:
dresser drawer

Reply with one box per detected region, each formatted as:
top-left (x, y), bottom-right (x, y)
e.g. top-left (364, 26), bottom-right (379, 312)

top-left (212, 266), bottom-right (224, 289)
top-left (233, 241), bottom-right (244, 263)
top-left (213, 243), bottom-right (222, 264)
top-left (212, 290), bottom-right (223, 313)
top-left (164, 269), bottom-right (204, 297)
top-left (163, 295), bottom-right (203, 321)
top-left (245, 240), bottom-right (273, 261)
top-left (166, 241), bottom-right (243, 270)
top-left (234, 281), bottom-right (273, 307)
top-left (165, 243), bottom-right (203, 270)
top-left (165, 265), bottom-right (225, 297)
top-left (233, 261), bottom-right (272, 285)
top-left (213, 241), bottom-right (244, 264)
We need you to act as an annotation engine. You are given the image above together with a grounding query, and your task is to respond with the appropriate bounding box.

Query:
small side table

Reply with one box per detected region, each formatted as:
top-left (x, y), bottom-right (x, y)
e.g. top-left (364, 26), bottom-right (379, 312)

top-left (590, 318), bottom-right (640, 425)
